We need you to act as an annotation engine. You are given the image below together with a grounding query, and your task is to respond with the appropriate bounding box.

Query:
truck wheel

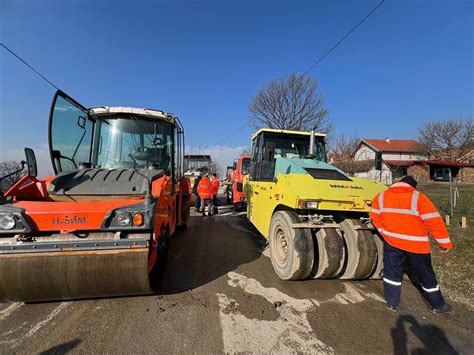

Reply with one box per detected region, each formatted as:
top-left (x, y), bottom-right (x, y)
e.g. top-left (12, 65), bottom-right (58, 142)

top-left (269, 211), bottom-right (314, 280)
top-left (338, 218), bottom-right (377, 280)
top-left (311, 228), bottom-right (345, 279)
top-left (371, 233), bottom-right (384, 279)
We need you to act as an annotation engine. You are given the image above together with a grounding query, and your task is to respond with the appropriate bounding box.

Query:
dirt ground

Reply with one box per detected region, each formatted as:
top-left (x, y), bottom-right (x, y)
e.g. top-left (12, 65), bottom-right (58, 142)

top-left (0, 197), bottom-right (472, 354)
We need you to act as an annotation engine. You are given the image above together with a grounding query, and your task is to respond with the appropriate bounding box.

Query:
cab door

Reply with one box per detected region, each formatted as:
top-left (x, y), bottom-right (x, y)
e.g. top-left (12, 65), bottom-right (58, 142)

top-left (246, 133), bottom-right (276, 238)
top-left (49, 90), bottom-right (93, 174)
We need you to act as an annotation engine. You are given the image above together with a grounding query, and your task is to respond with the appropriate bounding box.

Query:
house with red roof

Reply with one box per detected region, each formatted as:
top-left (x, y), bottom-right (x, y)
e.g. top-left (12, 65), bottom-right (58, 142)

top-left (352, 138), bottom-right (427, 184)
top-left (351, 138), bottom-right (474, 184)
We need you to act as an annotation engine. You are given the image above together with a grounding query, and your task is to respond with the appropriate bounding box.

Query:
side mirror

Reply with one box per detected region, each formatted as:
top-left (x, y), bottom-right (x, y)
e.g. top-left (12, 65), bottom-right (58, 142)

top-left (24, 148), bottom-right (38, 178)
top-left (233, 162), bottom-right (237, 170)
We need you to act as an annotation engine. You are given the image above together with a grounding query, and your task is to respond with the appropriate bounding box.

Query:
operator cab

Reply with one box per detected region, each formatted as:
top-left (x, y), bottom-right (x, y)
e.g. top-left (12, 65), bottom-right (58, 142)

top-left (49, 91), bottom-right (184, 178)
top-left (184, 155), bottom-right (212, 175)
top-left (249, 129), bottom-right (327, 181)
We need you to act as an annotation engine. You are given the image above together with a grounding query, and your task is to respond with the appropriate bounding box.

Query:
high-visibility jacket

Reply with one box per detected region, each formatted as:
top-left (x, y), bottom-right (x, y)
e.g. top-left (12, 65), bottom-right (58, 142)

top-left (211, 179), bottom-right (220, 196)
top-left (370, 182), bottom-right (452, 254)
top-left (197, 177), bottom-right (212, 199)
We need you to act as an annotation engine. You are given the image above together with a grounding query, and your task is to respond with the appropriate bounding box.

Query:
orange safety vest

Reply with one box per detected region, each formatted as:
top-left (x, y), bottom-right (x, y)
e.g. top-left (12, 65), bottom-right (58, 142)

top-left (197, 177), bottom-right (212, 199)
top-left (370, 182), bottom-right (452, 254)
top-left (211, 179), bottom-right (220, 195)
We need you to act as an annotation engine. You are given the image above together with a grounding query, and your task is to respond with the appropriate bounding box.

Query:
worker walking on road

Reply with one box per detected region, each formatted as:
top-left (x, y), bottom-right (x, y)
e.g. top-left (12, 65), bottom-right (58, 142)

top-left (192, 173), bottom-right (202, 212)
top-left (210, 173), bottom-right (220, 215)
top-left (370, 176), bottom-right (452, 314)
top-left (197, 174), bottom-right (212, 216)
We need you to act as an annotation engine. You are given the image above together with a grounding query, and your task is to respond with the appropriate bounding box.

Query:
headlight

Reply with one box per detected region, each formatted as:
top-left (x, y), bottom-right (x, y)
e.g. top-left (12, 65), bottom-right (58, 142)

top-left (0, 213), bottom-right (16, 230)
top-left (297, 200), bottom-right (319, 209)
top-left (115, 212), bottom-right (131, 226)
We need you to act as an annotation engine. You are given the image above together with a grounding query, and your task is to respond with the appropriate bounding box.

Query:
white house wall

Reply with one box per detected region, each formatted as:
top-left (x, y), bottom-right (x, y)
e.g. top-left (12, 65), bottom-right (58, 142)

top-left (354, 146), bottom-right (376, 160)
top-left (354, 163), bottom-right (393, 185)
top-left (381, 153), bottom-right (426, 160)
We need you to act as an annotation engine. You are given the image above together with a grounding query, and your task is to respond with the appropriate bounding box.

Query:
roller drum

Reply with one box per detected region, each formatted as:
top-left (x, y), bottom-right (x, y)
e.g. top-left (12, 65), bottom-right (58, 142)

top-left (0, 246), bottom-right (152, 303)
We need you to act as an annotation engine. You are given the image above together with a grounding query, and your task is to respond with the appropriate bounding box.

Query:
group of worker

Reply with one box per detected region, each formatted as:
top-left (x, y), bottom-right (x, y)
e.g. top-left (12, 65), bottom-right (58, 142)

top-left (192, 173), bottom-right (220, 216)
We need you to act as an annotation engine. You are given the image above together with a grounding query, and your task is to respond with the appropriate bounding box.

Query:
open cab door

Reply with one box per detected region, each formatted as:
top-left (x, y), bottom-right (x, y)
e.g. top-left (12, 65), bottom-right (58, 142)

top-left (49, 90), bottom-right (92, 174)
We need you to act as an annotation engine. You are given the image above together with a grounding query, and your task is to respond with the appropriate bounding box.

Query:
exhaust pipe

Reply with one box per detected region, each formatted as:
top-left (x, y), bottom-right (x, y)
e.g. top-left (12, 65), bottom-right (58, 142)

top-left (309, 129), bottom-right (315, 156)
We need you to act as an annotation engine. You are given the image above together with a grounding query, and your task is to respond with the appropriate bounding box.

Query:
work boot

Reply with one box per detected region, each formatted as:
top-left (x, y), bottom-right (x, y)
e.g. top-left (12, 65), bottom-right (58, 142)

top-left (386, 304), bottom-right (398, 313)
top-left (430, 303), bottom-right (452, 314)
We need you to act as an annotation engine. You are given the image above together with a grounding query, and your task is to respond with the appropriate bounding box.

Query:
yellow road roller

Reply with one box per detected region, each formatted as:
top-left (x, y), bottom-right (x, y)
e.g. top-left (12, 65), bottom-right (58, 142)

top-left (245, 129), bottom-right (386, 280)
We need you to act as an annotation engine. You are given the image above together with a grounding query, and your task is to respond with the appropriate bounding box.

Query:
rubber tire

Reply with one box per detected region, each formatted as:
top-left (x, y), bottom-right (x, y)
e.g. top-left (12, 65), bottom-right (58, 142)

top-left (233, 203), bottom-right (241, 212)
top-left (338, 218), bottom-right (377, 280)
top-left (269, 211), bottom-right (314, 280)
top-left (311, 228), bottom-right (345, 279)
top-left (371, 233), bottom-right (384, 279)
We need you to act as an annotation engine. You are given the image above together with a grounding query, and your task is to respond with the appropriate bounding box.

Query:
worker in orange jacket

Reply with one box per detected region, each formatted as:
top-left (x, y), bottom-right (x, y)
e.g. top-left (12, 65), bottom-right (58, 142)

top-left (210, 173), bottom-right (220, 214)
top-left (370, 176), bottom-right (452, 314)
top-left (197, 174), bottom-right (212, 216)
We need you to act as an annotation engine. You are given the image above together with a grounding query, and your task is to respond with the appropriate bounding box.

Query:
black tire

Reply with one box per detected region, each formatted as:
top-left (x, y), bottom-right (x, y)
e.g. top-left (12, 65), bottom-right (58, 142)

top-left (269, 211), bottom-right (314, 280)
top-left (311, 228), bottom-right (345, 279)
top-left (371, 233), bottom-right (384, 279)
top-left (233, 203), bottom-right (241, 212)
top-left (338, 218), bottom-right (377, 280)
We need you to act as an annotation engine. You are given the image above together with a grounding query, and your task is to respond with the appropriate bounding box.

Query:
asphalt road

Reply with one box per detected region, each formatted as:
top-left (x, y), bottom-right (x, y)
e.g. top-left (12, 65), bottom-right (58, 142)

top-left (0, 197), bottom-right (472, 354)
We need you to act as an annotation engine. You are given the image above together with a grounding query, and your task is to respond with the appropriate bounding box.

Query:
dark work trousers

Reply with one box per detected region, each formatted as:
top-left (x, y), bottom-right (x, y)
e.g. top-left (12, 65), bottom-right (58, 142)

top-left (194, 194), bottom-right (201, 211)
top-left (201, 199), bottom-right (211, 215)
top-left (212, 194), bottom-right (218, 213)
top-left (383, 242), bottom-right (445, 309)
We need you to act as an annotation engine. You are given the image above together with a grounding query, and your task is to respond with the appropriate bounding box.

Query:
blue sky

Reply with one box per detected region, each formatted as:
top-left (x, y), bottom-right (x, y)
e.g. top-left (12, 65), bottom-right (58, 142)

top-left (0, 0), bottom-right (472, 174)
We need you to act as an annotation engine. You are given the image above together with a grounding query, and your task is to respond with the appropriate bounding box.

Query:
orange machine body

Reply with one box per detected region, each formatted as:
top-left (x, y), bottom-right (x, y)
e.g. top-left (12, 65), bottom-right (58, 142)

top-left (229, 155), bottom-right (251, 210)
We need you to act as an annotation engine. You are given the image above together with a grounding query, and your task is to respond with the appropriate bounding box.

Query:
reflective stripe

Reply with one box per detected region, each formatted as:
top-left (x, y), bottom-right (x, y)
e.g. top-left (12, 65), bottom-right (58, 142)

top-left (381, 208), bottom-right (417, 215)
top-left (411, 191), bottom-right (419, 215)
top-left (383, 278), bottom-right (402, 286)
top-left (381, 229), bottom-right (429, 242)
top-left (422, 285), bottom-right (440, 293)
top-left (377, 228), bottom-right (383, 233)
top-left (377, 190), bottom-right (419, 216)
top-left (371, 208), bottom-right (381, 214)
top-left (435, 237), bottom-right (451, 244)
top-left (420, 212), bottom-right (440, 220)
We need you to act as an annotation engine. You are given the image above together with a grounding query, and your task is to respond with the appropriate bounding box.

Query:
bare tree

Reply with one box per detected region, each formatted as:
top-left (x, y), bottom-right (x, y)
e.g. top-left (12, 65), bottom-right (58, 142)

top-left (329, 133), bottom-right (360, 175)
top-left (249, 73), bottom-right (333, 133)
top-left (241, 148), bottom-right (251, 156)
top-left (417, 117), bottom-right (473, 161)
top-left (0, 160), bottom-right (25, 192)
top-left (210, 161), bottom-right (223, 179)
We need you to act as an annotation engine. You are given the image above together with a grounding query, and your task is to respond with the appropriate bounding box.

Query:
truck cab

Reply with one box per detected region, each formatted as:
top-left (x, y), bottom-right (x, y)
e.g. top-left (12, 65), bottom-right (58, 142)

top-left (226, 155), bottom-right (251, 211)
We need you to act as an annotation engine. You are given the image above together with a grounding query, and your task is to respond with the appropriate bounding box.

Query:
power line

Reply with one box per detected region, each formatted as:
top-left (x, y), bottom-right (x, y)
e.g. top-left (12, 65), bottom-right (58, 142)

top-left (213, 120), bottom-right (250, 146)
top-left (302, 0), bottom-right (384, 76)
top-left (212, 0), bottom-right (384, 146)
top-left (0, 43), bottom-right (61, 91)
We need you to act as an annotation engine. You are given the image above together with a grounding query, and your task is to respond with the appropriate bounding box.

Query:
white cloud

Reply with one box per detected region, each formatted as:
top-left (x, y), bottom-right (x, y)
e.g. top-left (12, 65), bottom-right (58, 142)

top-left (186, 145), bottom-right (248, 173)
top-left (0, 144), bottom-right (53, 177)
